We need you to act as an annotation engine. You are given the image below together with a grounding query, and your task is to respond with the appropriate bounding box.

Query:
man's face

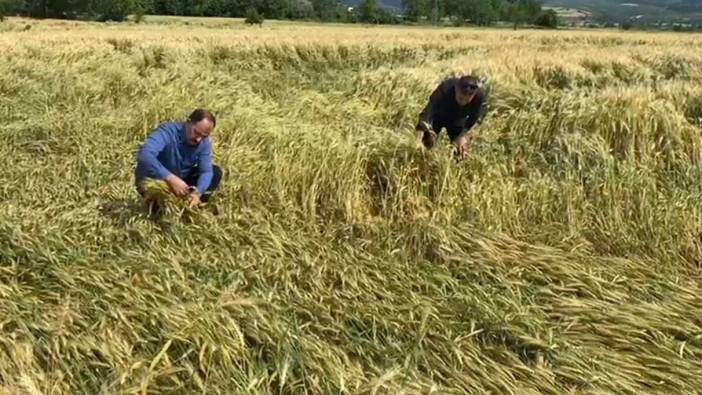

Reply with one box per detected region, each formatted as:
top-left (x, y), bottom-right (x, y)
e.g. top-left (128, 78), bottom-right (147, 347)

top-left (455, 81), bottom-right (478, 106)
top-left (185, 119), bottom-right (213, 146)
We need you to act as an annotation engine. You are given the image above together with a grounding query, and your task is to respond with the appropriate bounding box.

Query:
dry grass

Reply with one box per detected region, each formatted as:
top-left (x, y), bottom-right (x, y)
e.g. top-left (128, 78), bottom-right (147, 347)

top-left (1, 17), bottom-right (701, 394)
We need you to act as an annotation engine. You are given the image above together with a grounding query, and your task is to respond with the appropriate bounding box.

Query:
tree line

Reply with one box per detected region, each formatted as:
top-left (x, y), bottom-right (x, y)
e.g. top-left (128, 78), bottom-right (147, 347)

top-left (403, 0), bottom-right (551, 27)
top-left (0, 0), bottom-right (557, 27)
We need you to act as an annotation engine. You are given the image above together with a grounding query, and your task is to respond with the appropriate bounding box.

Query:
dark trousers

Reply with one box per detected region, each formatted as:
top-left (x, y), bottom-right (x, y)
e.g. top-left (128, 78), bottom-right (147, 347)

top-left (183, 165), bottom-right (223, 203)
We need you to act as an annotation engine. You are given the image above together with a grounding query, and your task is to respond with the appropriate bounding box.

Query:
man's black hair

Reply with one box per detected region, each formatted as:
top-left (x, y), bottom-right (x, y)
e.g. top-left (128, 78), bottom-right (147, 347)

top-left (188, 109), bottom-right (216, 128)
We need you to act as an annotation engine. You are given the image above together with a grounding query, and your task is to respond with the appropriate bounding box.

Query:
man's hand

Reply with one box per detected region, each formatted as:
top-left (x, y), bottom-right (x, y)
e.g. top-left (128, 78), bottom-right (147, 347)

top-left (418, 120), bottom-right (432, 133)
top-left (415, 121), bottom-right (437, 150)
top-left (454, 134), bottom-right (471, 161)
top-left (165, 174), bottom-right (189, 197)
top-left (188, 192), bottom-right (202, 209)
top-left (424, 131), bottom-right (437, 149)
top-left (415, 130), bottom-right (426, 150)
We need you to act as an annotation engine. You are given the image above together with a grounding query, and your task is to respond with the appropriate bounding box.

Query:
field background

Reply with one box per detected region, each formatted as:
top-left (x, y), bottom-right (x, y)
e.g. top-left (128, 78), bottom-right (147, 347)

top-left (1, 17), bottom-right (702, 394)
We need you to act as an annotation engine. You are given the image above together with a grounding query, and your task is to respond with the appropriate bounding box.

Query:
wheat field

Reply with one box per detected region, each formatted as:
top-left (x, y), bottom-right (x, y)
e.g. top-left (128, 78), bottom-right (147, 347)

top-left (1, 17), bottom-right (702, 394)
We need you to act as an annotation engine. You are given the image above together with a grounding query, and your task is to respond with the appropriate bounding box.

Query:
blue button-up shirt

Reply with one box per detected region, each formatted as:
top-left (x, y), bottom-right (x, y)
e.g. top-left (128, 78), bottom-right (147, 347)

top-left (134, 122), bottom-right (213, 194)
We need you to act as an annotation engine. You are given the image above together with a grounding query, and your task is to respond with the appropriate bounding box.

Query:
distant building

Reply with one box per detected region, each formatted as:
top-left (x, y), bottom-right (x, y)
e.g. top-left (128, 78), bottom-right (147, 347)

top-left (544, 7), bottom-right (592, 27)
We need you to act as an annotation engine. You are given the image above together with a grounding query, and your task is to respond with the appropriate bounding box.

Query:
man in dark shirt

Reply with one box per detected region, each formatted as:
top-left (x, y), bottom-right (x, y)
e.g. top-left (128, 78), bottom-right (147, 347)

top-left (415, 75), bottom-right (487, 160)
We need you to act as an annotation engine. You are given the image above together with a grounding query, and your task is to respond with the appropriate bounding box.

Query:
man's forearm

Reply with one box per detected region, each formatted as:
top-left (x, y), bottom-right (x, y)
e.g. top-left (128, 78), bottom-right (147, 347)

top-left (137, 155), bottom-right (172, 180)
top-left (195, 171), bottom-right (213, 196)
top-left (137, 128), bottom-right (173, 180)
top-left (460, 115), bottom-right (480, 140)
top-left (417, 86), bottom-right (443, 130)
top-left (456, 128), bottom-right (471, 140)
top-left (164, 174), bottom-right (180, 183)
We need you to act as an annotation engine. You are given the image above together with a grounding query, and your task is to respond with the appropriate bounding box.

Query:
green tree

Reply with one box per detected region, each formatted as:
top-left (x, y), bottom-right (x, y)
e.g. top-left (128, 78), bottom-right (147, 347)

top-left (151, 0), bottom-right (178, 14)
top-left (0, 0), bottom-right (22, 20)
top-left (245, 5), bottom-right (263, 23)
top-left (51, 0), bottom-right (91, 18)
top-left (483, 0), bottom-right (503, 24)
top-left (286, 0), bottom-right (314, 19)
top-left (502, 0), bottom-right (541, 29)
top-left (259, 0), bottom-right (288, 19)
top-left (376, 7), bottom-right (398, 23)
top-left (199, 0), bottom-right (227, 16)
top-left (402, 0), bottom-right (430, 22)
top-left (310, 0), bottom-right (339, 21)
top-left (443, 0), bottom-right (462, 24)
top-left (220, 0), bottom-right (244, 17)
top-left (90, 0), bottom-right (136, 21)
top-left (462, 0), bottom-right (499, 26)
top-left (534, 8), bottom-right (557, 28)
top-left (357, 0), bottom-right (377, 23)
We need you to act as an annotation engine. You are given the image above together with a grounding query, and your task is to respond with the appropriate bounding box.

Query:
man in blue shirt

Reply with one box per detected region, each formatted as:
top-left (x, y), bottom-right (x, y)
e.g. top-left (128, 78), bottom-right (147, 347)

top-left (134, 109), bottom-right (222, 210)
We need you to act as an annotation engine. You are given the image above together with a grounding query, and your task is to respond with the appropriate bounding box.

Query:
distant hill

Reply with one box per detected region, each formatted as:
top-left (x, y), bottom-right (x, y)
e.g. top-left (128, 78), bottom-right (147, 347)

top-left (542, 0), bottom-right (702, 23)
top-left (343, 0), bottom-right (403, 12)
top-left (343, 0), bottom-right (702, 23)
